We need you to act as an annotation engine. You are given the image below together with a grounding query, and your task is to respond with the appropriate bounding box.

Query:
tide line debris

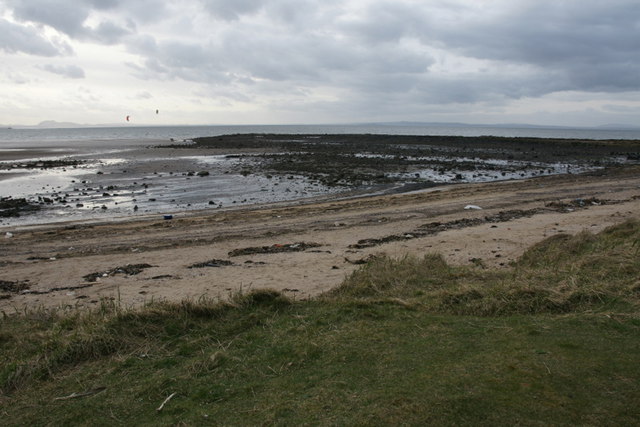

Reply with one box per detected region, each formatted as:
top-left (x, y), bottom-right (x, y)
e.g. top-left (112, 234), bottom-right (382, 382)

top-left (0, 279), bottom-right (30, 293)
top-left (83, 263), bottom-right (154, 282)
top-left (20, 283), bottom-right (95, 296)
top-left (189, 259), bottom-right (234, 268)
top-left (1, 279), bottom-right (31, 298)
top-left (347, 204), bottom-right (606, 249)
top-left (228, 242), bottom-right (321, 257)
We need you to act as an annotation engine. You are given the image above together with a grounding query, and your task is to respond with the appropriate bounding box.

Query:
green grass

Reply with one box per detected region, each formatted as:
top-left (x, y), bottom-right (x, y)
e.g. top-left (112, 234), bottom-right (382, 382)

top-left (1, 220), bottom-right (640, 425)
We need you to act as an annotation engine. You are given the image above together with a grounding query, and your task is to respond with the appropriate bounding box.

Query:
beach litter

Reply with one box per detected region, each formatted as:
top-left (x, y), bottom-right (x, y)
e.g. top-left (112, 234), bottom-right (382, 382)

top-left (464, 205), bottom-right (483, 210)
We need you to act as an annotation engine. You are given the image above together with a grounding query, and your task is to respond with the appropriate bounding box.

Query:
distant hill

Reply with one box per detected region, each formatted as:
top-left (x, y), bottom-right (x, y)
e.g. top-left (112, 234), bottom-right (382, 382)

top-left (8, 120), bottom-right (127, 129)
top-left (36, 120), bottom-right (86, 128)
top-left (4, 120), bottom-right (639, 131)
top-left (369, 121), bottom-right (640, 130)
top-left (595, 123), bottom-right (640, 130)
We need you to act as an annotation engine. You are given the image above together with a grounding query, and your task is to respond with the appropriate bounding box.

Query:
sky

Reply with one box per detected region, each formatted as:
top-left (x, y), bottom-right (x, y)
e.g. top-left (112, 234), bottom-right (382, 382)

top-left (1, 0), bottom-right (639, 127)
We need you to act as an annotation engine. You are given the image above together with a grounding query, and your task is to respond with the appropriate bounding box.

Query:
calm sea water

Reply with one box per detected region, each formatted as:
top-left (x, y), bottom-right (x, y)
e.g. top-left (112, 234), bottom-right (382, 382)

top-left (1, 123), bottom-right (640, 149)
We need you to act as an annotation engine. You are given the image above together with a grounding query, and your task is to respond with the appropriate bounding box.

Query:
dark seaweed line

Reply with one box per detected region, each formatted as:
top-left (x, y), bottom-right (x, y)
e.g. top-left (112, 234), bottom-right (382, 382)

top-left (348, 199), bottom-right (615, 249)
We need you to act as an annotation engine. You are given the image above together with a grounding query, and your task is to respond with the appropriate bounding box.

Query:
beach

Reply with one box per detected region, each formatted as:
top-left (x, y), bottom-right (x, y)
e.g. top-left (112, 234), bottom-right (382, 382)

top-left (2, 157), bottom-right (639, 311)
top-left (4, 132), bottom-right (638, 225)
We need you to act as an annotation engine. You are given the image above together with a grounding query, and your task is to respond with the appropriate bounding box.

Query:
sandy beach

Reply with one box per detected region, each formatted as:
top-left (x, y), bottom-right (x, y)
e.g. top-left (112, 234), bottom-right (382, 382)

top-left (2, 162), bottom-right (639, 311)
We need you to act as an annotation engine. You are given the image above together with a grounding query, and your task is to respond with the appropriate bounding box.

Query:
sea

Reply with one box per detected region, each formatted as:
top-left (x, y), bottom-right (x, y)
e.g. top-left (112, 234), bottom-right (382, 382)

top-left (2, 123), bottom-right (639, 227)
top-left (2, 123), bottom-right (640, 148)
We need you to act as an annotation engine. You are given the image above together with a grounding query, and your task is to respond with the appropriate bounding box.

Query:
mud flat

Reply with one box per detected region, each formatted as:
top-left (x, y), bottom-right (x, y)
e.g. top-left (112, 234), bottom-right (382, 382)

top-left (3, 133), bottom-right (639, 226)
top-left (188, 133), bottom-right (640, 186)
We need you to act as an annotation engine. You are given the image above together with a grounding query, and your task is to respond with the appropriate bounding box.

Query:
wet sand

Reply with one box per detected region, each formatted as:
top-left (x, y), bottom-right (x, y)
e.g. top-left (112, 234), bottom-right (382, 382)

top-left (1, 145), bottom-right (339, 226)
top-left (5, 133), bottom-right (639, 228)
top-left (2, 164), bottom-right (639, 311)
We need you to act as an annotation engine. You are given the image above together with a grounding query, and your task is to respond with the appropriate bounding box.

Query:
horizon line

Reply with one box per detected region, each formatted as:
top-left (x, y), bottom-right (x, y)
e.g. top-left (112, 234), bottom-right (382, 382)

top-left (4, 120), bottom-right (640, 131)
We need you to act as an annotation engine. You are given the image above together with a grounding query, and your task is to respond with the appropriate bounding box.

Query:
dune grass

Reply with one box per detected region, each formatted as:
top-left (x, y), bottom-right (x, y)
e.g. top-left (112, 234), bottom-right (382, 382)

top-left (1, 220), bottom-right (639, 425)
top-left (331, 219), bottom-right (640, 315)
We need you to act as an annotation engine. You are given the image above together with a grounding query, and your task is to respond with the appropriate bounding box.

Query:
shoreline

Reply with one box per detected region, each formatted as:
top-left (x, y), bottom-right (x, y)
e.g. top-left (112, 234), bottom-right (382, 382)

top-left (4, 133), bottom-right (639, 227)
top-left (2, 164), bottom-right (639, 311)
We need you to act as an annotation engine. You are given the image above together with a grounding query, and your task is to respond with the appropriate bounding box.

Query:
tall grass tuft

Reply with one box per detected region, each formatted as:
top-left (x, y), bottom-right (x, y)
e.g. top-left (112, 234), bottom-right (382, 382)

top-left (328, 254), bottom-right (454, 298)
top-left (327, 219), bottom-right (640, 316)
top-left (1, 221), bottom-right (640, 424)
top-left (0, 289), bottom-right (291, 395)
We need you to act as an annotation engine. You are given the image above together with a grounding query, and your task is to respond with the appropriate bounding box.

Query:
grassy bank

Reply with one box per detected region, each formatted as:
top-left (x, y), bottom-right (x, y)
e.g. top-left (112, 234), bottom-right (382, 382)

top-left (1, 220), bottom-right (640, 425)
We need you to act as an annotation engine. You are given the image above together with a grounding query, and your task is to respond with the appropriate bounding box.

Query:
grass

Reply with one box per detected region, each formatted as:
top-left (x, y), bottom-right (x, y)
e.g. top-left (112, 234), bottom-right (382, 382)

top-left (1, 220), bottom-right (640, 425)
top-left (331, 219), bottom-right (640, 315)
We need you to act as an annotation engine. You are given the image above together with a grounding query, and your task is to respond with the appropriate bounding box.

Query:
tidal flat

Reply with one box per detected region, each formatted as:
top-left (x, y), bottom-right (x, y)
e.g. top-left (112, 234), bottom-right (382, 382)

top-left (1, 133), bottom-right (639, 226)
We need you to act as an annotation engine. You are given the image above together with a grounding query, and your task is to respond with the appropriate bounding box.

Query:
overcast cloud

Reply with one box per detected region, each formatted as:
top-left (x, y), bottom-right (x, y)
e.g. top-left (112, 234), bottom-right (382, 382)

top-left (0, 0), bottom-right (638, 126)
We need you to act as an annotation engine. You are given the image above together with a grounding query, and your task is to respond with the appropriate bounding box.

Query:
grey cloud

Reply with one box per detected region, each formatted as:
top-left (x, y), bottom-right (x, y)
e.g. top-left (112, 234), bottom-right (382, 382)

top-left (329, 1), bottom-right (640, 98)
top-left (158, 41), bottom-right (209, 69)
top-left (115, 0), bottom-right (170, 24)
top-left (200, 0), bottom-right (264, 21)
top-left (261, 0), bottom-right (331, 28)
top-left (410, 1), bottom-right (640, 93)
top-left (146, 19), bottom-right (435, 84)
top-left (569, 62), bottom-right (640, 92)
top-left (602, 104), bottom-right (640, 114)
top-left (127, 34), bottom-right (158, 55)
top-left (5, 0), bottom-right (639, 120)
top-left (0, 18), bottom-right (72, 56)
top-left (88, 0), bottom-right (120, 9)
top-left (339, 1), bottom-right (421, 45)
top-left (90, 20), bottom-right (133, 44)
top-left (10, 0), bottom-right (90, 37)
top-left (147, 1), bottom-right (638, 108)
top-left (121, 10), bottom-right (433, 106)
top-left (40, 63), bottom-right (86, 78)
top-left (7, 0), bottom-right (134, 44)
top-left (135, 91), bottom-right (153, 99)
top-left (7, 72), bottom-right (30, 84)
